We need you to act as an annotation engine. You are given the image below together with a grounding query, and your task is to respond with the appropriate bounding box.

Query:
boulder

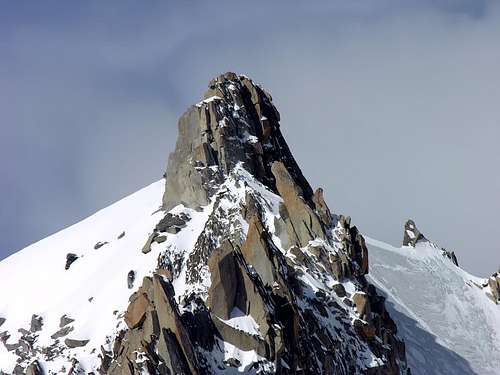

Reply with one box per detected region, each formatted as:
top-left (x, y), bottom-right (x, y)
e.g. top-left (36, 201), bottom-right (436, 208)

top-left (154, 235), bottom-right (167, 244)
top-left (142, 233), bottom-right (157, 254)
top-left (352, 292), bottom-right (371, 321)
top-left (124, 293), bottom-right (149, 329)
top-left (59, 314), bottom-right (74, 328)
top-left (65, 253), bottom-right (78, 270)
top-left (25, 360), bottom-right (43, 375)
top-left (65, 338), bottom-right (89, 348)
top-left (30, 314), bottom-right (43, 332)
top-left (94, 241), bottom-right (108, 250)
top-left (332, 284), bottom-right (347, 298)
top-left (51, 325), bottom-right (73, 339)
top-left (127, 270), bottom-right (136, 289)
top-left (156, 213), bottom-right (189, 233)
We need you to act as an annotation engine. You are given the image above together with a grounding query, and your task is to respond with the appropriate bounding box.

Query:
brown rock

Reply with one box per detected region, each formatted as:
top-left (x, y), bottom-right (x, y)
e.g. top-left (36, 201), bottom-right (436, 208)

top-left (212, 317), bottom-right (268, 358)
top-left (51, 325), bottom-right (74, 339)
top-left (30, 314), bottom-right (43, 332)
top-left (352, 292), bottom-right (372, 321)
top-left (332, 284), bottom-right (347, 298)
top-left (65, 338), bottom-right (89, 348)
top-left (154, 235), bottom-right (167, 244)
top-left (153, 275), bottom-right (200, 375)
top-left (350, 226), bottom-right (369, 276)
top-left (25, 360), bottom-right (43, 375)
top-left (271, 161), bottom-right (325, 247)
top-left (353, 319), bottom-right (376, 340)
top-left (312, 188), bottom-right (333, 227)
top-left (142, 233), bottom-right (157, 254)
top-left (207, 241), bottom-right (238, 319)
top-left (329, 252), bottom-right (343, 280)
top-left (124, 293), bottom-right (149, 329)
top-left (240, 215), bottom-right (276, 287)
top-left (488, 277), bottom-right (500, 302)
top-left (59, 314), bottom-right (74, 328)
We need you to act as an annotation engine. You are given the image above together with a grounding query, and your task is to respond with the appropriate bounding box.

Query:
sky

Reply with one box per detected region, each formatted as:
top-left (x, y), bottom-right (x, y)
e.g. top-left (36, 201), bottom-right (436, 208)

top-left (1, 0), bottom-right (499, 276)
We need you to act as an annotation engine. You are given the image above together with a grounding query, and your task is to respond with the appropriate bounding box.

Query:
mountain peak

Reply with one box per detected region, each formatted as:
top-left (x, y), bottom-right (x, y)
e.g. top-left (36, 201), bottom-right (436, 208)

top-left (0, 73), bottom-right (410, 375)
top-left (162, 72), bottom-right (312, 210)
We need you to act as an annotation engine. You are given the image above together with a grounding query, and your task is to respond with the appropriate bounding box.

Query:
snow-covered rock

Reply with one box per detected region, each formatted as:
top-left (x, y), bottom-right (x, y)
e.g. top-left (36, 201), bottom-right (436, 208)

top-left (367, 230), bottom-right (500, 375)
top-left (13, 72), bottom-right (500, 374)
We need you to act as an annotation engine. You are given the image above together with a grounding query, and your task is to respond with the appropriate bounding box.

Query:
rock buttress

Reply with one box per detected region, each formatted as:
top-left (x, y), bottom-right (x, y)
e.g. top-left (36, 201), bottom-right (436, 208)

top-left (109, 73), bottom-right (410, 375)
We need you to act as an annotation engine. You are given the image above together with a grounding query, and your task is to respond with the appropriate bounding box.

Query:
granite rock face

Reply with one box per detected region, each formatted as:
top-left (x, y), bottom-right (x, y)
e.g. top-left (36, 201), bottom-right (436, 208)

top-left (0, 73), bottom-right (410, 375)
top-left (162, 73), bottom-right (312, 211)
top-left (108, 73), bottom-right (410, 374)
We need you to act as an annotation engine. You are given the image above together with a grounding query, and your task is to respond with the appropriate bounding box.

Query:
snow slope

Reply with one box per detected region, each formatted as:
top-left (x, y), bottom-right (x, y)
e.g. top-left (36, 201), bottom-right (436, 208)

top-left (2, 174), bottom-right (499, 374)
top-left (0, 167), bottom-right (390, 374)
top-left (0, 180), bottom-right (166, 373)
top-left (366, 237), bottom-right (500, 375)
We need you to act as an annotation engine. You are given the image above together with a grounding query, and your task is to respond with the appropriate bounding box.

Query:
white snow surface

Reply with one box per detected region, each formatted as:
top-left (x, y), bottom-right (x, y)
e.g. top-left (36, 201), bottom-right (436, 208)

top-left (366, 237), bottom-right (500, 375)
top-left (2, 170), bottom-right (499, 374)
top-left (220, 307), bottom-right (261, 338)
top-left (0, 181), bottom-right (166, 373)
top-left (0, 166), bottom-right (381, 374)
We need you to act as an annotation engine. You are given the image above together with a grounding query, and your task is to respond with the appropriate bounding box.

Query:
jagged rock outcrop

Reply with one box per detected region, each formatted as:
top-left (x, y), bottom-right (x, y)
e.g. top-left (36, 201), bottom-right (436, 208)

top-left (441, 248), bottom-right (459, 267)
top-left (0, 72), bottom-right (410, 374)
top-left (162, 72), bottom-right (312, 211)
top-left (403, 219), bottom-right (459, 267)
top-left (25, 360), bottom-right (43, 375)
top-left (106, 73), bottom-right (410, 374)
top-left (483, 271), bottom-right (500, 303)
top-left (402, 220), bottom-right (427, 247)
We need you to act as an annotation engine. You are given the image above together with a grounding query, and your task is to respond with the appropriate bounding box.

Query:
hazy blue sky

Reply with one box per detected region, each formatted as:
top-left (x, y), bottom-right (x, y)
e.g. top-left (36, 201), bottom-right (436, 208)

top-left (1, 1), bottom-right (499, 276)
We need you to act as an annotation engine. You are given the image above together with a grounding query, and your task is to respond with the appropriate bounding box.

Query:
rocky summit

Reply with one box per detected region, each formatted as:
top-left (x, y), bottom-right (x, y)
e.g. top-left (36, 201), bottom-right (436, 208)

top-left (3, 72), bottom-right (498, 375)
top-left (110, 73), bottom-right (410, 374)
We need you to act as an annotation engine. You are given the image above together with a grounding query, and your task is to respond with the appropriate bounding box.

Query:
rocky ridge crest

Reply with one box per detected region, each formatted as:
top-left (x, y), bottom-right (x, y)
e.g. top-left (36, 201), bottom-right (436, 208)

top-left (402, 219), bottom-right (458, 267)
top-left (106, 73), bottom-right (410, 374)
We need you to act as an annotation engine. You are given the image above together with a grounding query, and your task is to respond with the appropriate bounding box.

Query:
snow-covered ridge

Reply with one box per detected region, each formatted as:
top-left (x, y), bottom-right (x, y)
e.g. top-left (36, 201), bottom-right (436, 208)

top-left (0, 181), bottom-right (167, 373)
top-left (366, 236), bottom-right (500, 375)
top-left (0, 163), bottom-right (402, 374)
